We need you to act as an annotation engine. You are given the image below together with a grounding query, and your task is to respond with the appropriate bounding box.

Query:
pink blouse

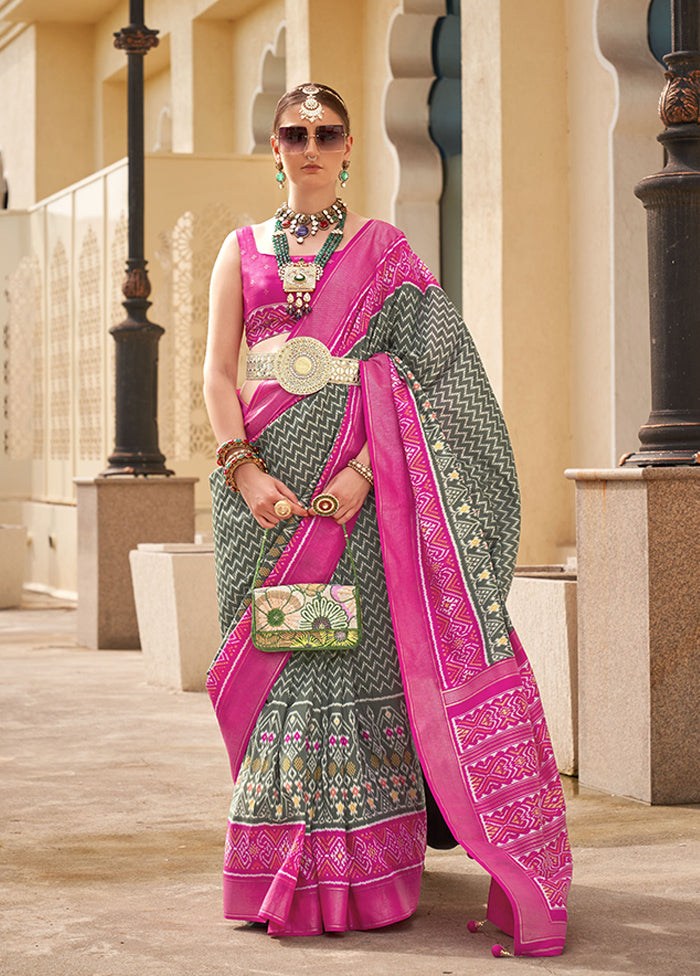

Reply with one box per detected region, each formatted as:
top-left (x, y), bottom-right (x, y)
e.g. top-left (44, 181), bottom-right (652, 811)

top-left (237, 225), bottom-right (345, 348)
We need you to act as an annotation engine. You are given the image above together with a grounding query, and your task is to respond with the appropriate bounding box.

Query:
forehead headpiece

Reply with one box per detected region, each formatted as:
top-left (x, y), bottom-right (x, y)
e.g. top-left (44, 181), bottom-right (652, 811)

top-left (299, 85), bottom-right (324, 123)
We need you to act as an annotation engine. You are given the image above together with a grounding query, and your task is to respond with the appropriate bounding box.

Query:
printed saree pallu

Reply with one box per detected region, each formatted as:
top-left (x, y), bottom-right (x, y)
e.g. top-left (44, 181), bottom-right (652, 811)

top-left (208, 220), bottom-right (573, 954)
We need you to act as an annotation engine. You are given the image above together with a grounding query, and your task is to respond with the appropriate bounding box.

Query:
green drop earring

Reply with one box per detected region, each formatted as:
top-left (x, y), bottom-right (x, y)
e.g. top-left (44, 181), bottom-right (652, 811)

top-left (339, 159), bottom-right (350, 188)
top-left (276, 160), bottom-right (286, 190)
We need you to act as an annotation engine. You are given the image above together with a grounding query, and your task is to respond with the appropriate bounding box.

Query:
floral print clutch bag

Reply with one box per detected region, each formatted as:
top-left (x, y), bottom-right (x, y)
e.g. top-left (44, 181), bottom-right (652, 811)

top-left (250, 524), bottom-right (362, 653)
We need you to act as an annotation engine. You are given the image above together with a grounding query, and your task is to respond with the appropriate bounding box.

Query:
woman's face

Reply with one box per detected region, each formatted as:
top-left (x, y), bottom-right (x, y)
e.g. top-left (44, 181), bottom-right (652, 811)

top-left (271, 104), bottom-right (352, 194)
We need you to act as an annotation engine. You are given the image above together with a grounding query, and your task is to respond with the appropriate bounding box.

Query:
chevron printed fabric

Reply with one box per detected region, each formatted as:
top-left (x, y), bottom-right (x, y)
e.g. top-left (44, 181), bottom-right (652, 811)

top-left (208, 219), bottom-right (571, 953)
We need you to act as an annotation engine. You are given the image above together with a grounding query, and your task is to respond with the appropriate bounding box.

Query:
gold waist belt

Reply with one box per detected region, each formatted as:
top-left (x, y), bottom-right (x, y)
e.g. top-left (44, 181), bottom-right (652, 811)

top-left (246, 336), bottom-right (360, 396)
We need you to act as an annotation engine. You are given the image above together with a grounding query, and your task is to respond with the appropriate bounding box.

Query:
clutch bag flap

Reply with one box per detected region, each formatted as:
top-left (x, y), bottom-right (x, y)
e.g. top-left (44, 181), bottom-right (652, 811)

top-left (251, 581), bottom-right (360, 651)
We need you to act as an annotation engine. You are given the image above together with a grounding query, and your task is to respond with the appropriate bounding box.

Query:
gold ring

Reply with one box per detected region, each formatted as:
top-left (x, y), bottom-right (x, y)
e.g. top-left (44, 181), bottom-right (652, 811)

top-left (274, 499), bottom-right (292, 518)
top-left (310, 493), bottom-right (339, 517)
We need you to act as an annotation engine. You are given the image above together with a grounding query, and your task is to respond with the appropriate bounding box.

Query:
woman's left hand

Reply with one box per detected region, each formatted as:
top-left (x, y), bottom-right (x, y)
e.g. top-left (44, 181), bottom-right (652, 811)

top-left (315, 466), bottom-right (372, 525)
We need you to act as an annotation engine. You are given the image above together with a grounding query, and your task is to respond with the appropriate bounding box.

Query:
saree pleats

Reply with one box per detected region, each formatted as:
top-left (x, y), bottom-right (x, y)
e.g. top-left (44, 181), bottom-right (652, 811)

top-left (209, 220), bottom-right (572, 951)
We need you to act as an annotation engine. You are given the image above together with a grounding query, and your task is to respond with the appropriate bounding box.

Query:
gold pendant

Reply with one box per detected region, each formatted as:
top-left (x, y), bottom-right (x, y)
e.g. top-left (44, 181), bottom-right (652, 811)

top-left (281, 263), bottom-right (319, 293)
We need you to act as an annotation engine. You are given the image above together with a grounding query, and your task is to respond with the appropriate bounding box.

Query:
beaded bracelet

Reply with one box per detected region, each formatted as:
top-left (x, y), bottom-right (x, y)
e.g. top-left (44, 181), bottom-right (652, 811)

top-left (217, 437), bottom-right (255, 468)
top-left (347, 457), bottom-right (374, 487)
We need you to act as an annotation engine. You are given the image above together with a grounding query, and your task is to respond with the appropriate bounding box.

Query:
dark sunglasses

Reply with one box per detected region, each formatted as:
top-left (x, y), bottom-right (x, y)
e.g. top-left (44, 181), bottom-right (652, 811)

top-left (278, 124), bottom-right (346, 154)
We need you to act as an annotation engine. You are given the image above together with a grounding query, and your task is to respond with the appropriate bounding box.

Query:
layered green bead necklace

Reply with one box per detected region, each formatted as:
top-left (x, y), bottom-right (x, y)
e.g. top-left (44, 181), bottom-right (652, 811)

top-left (272, 209), bottom-right (346, 318)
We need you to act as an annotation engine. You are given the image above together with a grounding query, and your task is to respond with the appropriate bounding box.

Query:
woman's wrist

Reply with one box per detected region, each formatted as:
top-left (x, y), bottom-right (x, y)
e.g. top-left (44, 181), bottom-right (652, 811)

top-left (347, 457), bottom-right (373, 487)
top-left (216, 435), bottom-right (268, 492)
top-left (354, 442), bottom-right (371, 468)
top-left (228, 459), bottom-right (265, 492)
top-left (223, 453), bottom-right (267, 491)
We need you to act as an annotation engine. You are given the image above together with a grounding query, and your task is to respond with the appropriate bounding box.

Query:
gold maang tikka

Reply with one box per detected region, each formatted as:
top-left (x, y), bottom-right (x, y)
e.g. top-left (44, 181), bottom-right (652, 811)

top-left (299, 85), bottom-right (324, 123)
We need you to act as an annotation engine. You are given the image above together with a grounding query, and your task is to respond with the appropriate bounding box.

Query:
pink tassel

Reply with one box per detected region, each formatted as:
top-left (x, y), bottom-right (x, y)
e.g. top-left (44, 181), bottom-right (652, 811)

top-left (491, 944), bottom-right (513, 958)
top-left (467, 920), bottom-right (485, 933)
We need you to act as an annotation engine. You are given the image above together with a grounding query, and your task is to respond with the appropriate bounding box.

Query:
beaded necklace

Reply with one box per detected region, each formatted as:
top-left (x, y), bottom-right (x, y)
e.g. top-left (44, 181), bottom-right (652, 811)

top-left (272, 210), bottom-right (346, 318)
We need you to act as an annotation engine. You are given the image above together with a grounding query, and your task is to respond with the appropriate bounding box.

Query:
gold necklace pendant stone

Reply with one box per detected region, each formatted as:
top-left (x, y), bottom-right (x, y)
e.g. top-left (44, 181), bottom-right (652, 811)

top-left (293, 355), bottom-right (313, 376)
top-left (273, 208), bottom-right (346, 318)
top-left (281, 263), bottom-right (319, 293)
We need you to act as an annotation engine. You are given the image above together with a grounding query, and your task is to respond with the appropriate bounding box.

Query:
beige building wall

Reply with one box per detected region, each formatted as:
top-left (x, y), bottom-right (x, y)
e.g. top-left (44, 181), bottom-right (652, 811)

top-left (94, 1), bottom-right (128, 168)
top-left (231, 1), bottom-right (285, 153)
top-left (0, 20), bottom-right (96, 206)
top-left (144, 62), bottom-right (172, 151)
top-left (502, 1), bottom-right (572, 565)
top-left (0, 24), bottom-right (36, 209)
top-left (0, 210), bottom-right (32, 507)
top-left (461, 0), bottom-right (662, 564)
top-left (595, 0), bottom-right (661, 464)
top-left (35, 23), bottom-right (95, 201)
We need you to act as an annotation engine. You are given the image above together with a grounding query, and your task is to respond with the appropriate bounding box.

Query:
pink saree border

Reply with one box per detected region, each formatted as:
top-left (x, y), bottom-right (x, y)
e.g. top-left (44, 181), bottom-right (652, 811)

top-left (387, 366), bottom-right (489, 689)
top-left (362, 354), bottom-right (571, 956)
top-left (222, 809), bottom-right (426, 935)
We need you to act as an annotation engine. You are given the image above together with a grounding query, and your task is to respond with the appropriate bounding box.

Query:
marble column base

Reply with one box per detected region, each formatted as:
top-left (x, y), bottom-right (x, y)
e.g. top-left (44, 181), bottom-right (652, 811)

top-left (507, 574), bottom-right (578, 776)
top-left (566, 466), bottom-right (700, 804)
top-left (129, 543), bottom-right (219, 691)
top-left (0, 524), bottom-right (27, 608)
top-left (75, 477), bottom-right (196, 650)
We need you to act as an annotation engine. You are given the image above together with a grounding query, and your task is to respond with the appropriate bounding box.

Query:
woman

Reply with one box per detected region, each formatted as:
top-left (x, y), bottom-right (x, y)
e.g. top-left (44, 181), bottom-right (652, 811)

top-left (203, 83), bottom-right (571, 956)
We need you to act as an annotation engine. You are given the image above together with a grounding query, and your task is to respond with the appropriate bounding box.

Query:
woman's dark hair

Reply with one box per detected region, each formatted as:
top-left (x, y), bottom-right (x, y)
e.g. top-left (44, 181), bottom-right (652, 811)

top-left (272, 83), bottom-right (351, 135)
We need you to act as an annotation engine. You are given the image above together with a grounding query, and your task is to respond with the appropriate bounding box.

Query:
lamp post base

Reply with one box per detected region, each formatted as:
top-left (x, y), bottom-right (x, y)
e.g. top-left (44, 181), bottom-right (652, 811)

top-left (101, 459), bottom-right (175, 477)
top-left (620, 449), bottom-right (700, 466)
top-left (75, 476), bottom-right (196, 649)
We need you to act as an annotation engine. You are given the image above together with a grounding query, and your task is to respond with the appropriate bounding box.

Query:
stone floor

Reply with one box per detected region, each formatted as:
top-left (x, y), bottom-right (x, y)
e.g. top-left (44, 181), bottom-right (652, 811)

top-left (1, 594), bottom-right (698, 976)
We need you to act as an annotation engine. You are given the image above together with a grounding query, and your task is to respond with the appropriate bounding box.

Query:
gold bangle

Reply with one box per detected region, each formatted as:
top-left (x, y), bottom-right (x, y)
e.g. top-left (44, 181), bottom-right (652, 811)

top-left (224, 454), bottom-right (267, 491)
top-left (347, 457), bottom-right (373, 486)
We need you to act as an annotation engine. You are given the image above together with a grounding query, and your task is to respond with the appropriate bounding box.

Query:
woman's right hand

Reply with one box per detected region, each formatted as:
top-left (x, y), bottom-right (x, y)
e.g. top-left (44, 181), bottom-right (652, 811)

top-left (232, 463), bottom-right (307, 528)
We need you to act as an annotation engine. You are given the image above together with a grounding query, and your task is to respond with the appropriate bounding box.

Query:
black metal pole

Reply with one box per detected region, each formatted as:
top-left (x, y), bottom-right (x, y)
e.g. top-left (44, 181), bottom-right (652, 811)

top-left (103, 0), bottom-right (172, 476)
top-left (622, 0), bottom-right (700, 466)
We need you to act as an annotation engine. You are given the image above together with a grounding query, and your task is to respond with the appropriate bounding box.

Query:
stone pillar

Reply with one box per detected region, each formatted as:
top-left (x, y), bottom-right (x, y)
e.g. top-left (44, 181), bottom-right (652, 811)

top-left (566, 467), bottom-right (700, 804)
top-left (461, 0), bottom-right (574, 566)
top-left (75, 477), bottom-right (196, 650)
